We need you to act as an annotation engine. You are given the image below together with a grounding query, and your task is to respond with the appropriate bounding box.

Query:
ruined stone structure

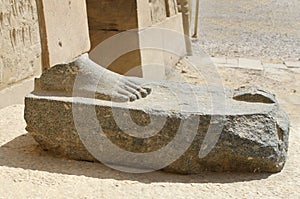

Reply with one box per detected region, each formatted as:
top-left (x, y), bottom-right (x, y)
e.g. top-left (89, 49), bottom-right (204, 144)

top-left (26, 82), bottom-right (290, 173)
top-left (0, 0), bottom-right (189, 90)
top-left (24, 0), bottom-right (290, 174)
top-left (35, 0), bottom-right (91, 71)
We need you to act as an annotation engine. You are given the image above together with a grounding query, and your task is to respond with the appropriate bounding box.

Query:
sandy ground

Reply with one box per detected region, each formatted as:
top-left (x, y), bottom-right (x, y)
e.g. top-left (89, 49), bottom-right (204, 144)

top-left (0, 65), bottom-right (299, 198)
top-left (192, 0), bottom-right (300, 62)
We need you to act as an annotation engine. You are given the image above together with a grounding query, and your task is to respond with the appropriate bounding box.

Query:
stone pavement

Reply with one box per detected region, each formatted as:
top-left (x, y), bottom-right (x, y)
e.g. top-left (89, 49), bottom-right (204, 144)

top-left (211, 57), bottom-right (300, 71)
top-left (0, 78), bottom-right (34, 109)
top-left (210, 56), bottom-right (300, 137)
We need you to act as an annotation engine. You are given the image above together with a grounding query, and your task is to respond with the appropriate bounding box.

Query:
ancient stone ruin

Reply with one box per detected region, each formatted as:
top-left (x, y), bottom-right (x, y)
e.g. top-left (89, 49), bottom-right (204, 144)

top-left (24, 0), bottom-right (289, 174)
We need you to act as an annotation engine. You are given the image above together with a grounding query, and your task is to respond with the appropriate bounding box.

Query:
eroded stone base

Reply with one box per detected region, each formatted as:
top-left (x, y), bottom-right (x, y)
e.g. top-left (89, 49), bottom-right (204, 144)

top-left (24, 82), bottom-right (289, 174)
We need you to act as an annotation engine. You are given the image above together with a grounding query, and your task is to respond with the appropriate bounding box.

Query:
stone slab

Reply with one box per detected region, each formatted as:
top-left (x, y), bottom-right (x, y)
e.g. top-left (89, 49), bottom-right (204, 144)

top-left (238, 58), bottom-right (263, 70)
top-left (25, 83), bottom-right (289, 174)
top-left (141, 14), bottom-right (186, 80)
top-left (227, 58), bottom-right (239, 66)
top-left (211, 57), bottom-right (227, 65)
top-left (36, 0), bottom-right (90, 69)
top-left (212, 57), bottom-right (239, 68)
top-left (263, 63), bottom-right (287, 69)
top-left (289, 68), bottom-right (300, 74)
top-left (285, 61), bottom-right (300, 68)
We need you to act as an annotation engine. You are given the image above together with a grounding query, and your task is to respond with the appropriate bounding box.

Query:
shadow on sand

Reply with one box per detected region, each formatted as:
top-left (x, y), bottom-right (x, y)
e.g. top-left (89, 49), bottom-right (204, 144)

top-left (0, 133), bottom-right (272, 184)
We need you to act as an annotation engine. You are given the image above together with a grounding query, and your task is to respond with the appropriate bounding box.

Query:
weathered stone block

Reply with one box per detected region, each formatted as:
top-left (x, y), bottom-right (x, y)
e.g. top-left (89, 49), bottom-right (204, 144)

top-left (25, 81), bottom-right (289, 174)
top-left (285, 61), bottom-right (300, 68)
top-left (238, 58), bottom-right (263, 70)
top-left (36, 0), bottom-right (90, 69)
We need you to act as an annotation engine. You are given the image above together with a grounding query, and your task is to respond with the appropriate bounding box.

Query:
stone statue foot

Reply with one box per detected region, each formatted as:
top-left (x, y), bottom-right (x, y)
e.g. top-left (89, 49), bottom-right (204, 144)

top-left (35, 54), bottom-right (151, 102)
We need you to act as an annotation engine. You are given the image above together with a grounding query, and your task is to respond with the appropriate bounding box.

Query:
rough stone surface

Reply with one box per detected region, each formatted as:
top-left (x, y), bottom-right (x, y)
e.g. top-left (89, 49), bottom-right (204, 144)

top-left (233, 86), bottom-right (277, 104)
top-left (0, 0), bottom-right (41, 89)
top-left (36, 0), bottom-right (90, 69)
top-left (25, 77), bottom-right (289, 174)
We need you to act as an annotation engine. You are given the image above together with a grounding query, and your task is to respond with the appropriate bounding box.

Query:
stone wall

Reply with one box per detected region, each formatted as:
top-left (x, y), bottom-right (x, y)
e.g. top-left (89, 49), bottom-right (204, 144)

top-left (0, 0), bottom-right (41, 90)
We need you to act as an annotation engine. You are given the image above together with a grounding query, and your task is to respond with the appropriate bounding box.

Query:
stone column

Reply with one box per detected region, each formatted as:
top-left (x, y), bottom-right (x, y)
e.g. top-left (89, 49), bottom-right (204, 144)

top-left (35, 0), bottom-right (91, 70)
top-left (177, 0), bottom-right (192, 55)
